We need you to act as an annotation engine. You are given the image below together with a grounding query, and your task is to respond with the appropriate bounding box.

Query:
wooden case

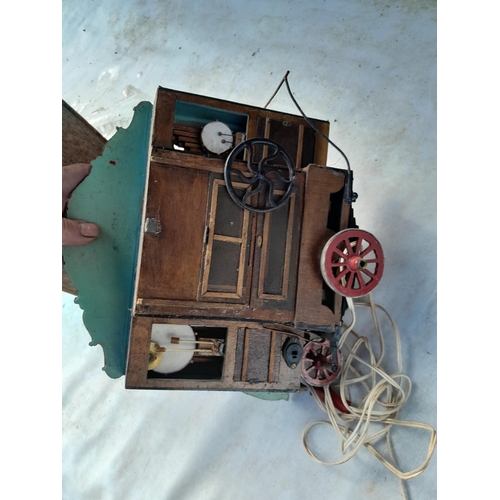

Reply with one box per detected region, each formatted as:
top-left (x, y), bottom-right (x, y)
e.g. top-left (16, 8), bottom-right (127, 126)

top-left (126, 88), bottom-right (351, 392)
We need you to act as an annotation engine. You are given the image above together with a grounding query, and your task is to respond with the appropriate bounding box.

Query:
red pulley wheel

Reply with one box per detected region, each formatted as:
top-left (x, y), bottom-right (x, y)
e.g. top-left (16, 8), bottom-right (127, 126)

top-left (321, 229), bottom-right (384, 298)
top-left (301, 340), bottom-right (342, 387)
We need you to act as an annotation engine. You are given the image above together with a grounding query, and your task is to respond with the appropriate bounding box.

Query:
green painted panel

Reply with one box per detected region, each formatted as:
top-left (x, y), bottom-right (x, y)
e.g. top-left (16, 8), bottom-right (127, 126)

top-left (244, 392), bottom-right (290, 401)
top-left (174, 100), bottom-right (248, 131)
top-left (62, 102), bottom-right (152, 379)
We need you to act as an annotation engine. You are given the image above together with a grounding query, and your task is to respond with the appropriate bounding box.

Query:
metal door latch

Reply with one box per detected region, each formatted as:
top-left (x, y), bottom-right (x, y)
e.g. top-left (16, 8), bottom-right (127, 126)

top-left (144, 218), bottom-right (162, 235)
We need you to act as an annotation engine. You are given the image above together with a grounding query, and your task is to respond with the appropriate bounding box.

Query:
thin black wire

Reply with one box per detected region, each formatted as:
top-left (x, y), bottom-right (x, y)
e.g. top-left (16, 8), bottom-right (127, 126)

top-left (264, 70), bottom-right (290, 108)
top-left (283, 74), bottom-right (351, 172)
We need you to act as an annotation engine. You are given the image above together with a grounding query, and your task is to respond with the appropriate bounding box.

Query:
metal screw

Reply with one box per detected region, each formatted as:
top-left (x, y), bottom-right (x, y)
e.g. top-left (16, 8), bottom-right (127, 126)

top-left (291, 363), bottom-right (297, 369)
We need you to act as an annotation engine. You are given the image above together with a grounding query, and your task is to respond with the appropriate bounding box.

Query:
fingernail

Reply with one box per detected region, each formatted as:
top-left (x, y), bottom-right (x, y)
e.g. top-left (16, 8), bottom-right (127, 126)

top-left (79, 222), bottom-right (99, 238)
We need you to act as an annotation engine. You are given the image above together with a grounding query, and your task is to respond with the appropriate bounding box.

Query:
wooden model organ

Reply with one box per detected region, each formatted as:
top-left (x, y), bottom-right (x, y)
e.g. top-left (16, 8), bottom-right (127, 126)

top-left (123, 87), bottom-right (384, 393)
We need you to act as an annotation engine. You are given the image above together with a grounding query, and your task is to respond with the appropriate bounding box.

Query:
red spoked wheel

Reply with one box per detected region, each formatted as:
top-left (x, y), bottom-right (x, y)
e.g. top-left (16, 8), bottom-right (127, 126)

top-left (301, 340), bottom-right (342, 387)
top-left (321, 229), bottom-right (384, 298)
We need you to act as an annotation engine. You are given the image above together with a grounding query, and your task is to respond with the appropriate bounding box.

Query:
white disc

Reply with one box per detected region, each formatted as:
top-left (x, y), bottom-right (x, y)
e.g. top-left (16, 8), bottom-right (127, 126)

top-left (201, 121), bottom-right (233, 154)
top-left (150, 324), bottom-right (195, 374)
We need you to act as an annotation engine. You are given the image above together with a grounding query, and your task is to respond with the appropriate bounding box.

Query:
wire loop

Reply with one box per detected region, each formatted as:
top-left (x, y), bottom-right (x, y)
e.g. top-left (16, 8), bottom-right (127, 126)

top-left (302, 293), bottom-right (436, 498)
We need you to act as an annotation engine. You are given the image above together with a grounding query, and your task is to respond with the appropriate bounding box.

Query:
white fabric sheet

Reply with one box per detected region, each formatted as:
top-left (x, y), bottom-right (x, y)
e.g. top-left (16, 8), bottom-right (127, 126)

top-left (63, 1), bottom-right (436, 498)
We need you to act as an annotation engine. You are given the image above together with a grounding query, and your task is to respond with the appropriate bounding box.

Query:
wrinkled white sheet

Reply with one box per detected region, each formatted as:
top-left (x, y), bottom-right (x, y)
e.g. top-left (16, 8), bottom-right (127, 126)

top-left (63, 1), bottom-right (436, 498)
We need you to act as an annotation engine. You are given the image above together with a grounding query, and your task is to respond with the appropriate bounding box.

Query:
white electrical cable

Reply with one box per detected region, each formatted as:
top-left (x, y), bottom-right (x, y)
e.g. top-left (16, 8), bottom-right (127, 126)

top-left (301, 293), bottom-right (436, 498)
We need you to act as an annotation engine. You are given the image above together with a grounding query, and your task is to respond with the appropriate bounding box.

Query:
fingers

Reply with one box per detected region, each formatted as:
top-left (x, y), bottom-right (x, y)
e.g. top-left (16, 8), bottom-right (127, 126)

top-left (62, 218), bottom-right (100, 246)
top-left (62, 164), bottom-right (98, 246)
top-left (62, 163), bottom-right (92, 212)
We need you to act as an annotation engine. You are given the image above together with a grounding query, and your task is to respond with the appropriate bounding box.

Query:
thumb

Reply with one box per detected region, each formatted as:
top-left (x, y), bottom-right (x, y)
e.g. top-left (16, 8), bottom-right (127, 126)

top-left (62, 218), bottom-right (100, 246)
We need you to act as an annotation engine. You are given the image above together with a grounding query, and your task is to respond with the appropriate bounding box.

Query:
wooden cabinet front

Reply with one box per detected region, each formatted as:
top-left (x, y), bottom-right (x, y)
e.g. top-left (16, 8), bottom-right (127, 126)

top-left (137, 163), bottom-right (210, 301)
top-left (136, 158), bottom-right (304, 323)
top-left (128, 88), bottom-right (349, 391)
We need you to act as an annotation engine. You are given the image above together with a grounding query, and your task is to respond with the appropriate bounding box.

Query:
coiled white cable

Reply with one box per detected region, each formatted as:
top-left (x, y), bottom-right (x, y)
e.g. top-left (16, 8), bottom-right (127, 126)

top-left (302, 294), bottom-right (436, 498)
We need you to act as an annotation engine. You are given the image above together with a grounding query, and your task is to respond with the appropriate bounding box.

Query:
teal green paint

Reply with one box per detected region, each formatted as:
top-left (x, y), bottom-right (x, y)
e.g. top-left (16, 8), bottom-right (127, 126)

top-left (174, 100), bottom-right (247, 131)
top-left (244, 392), bottom-right (289, 401)
top-left (62, 102), bottom-right (153, 379)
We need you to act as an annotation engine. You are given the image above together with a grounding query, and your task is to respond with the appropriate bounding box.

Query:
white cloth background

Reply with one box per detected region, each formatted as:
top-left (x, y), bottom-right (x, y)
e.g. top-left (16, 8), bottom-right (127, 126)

top-left (62, 1), bottom-right (436, 498)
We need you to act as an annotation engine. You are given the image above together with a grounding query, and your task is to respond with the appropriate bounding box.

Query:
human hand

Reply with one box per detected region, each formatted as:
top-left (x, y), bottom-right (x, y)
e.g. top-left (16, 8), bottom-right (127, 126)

top-left (62, 163), bottom-right (100, 246)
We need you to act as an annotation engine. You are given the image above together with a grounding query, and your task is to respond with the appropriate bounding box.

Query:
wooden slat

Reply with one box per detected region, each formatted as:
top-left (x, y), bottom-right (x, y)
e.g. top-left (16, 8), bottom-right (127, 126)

top-left (204, 284), bottom-right (240, 293)
top-left (179, 140), bottom-right (201, 149)
top-left (233, 328), bottom-right (246, 382)
top-left (241, 329), bottom-right (251, 381)
top-left (313, 121), bottom-right (330, 166)
top-left (174, 124), bottom-right (200, 134)
top-left (135, 298), bottom-right (295, 322)
top-left (268, 330), bottom-right (277, 383)
top-left (221, 325), bottom-right (238, 383)
top-left (213, 234), bottom-right (242, 244)
top-left (173, 131), bottom-right (200, 140)
top-left (174, 136), bottom-right (200, 145)
top-left (201, 179), bottom-right (218, 296)
top-left (151, 149), bottom-right (225, 173)
top-left (152, 90), bottom-right (175, 149)
top-left (246, 110), bottom-right (258, 139)
top-left (296, 125), bottom-right (304, 169)
top-left (294, 165), bottom-right (346, 329)
top-left (258, 192), bottom-right (295, 300)
top-left (236, 197), bottom-right (250, 298)
top-left (125, 316), bottom-right (151, 388)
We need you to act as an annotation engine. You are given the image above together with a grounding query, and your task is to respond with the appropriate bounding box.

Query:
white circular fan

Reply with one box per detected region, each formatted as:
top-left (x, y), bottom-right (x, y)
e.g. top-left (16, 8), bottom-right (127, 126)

top-left (201, 121), bottom-right (233, 154)
top-left (150, 324), bottom-right (196, 374)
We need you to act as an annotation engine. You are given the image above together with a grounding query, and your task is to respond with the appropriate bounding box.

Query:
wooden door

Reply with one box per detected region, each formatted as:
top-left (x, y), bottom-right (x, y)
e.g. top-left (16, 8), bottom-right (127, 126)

top-left (199, 171), bottom-right (304, 313)
top-left (199, 175), bottom-right (253, 304)
top-left (137, 162), bottom-right (210, 301)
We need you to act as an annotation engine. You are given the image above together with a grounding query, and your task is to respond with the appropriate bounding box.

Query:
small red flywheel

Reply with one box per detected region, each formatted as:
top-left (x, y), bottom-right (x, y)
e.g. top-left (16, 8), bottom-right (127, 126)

top-left (301, 340), bottom-right (342, 387)
top-left (320, 229), bottom-right (384, 298)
